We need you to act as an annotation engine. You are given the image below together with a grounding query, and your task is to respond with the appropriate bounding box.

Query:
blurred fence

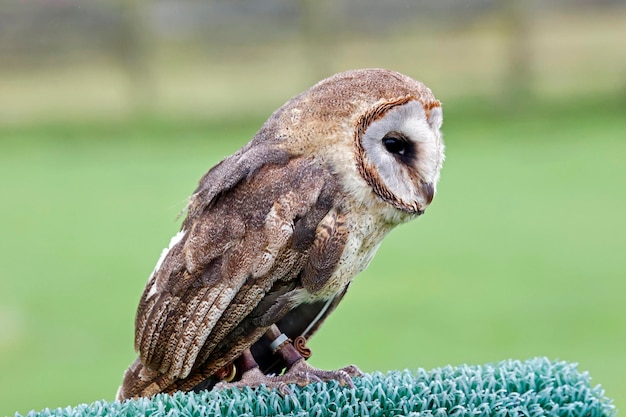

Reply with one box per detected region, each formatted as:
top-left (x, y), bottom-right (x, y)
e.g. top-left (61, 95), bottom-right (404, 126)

top-left (0, 0), bottom-right (624, 123)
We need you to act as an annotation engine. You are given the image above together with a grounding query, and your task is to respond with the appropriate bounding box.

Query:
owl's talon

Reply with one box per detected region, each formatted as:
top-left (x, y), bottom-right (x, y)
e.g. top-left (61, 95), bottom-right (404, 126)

top-left (277, 358), bottom-right (362, 388)
top-left (213, 360), bottom-right (361, 394)
top-left (214, 367), bottom-right (293, 395)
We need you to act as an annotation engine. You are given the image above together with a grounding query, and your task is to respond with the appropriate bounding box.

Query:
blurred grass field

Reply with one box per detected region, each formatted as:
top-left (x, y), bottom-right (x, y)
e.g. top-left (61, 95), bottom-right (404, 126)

top-left (0, 95), bottom-right (624, 416)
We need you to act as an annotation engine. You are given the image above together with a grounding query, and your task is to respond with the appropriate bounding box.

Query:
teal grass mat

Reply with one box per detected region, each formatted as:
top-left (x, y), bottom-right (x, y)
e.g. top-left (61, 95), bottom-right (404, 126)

top-left (20, 358), bottom-right (615, 417)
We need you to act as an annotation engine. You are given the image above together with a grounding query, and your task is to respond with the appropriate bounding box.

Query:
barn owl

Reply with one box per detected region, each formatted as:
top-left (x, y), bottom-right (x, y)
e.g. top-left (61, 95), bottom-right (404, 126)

top-left (117, 68), bottom-right (444, 400)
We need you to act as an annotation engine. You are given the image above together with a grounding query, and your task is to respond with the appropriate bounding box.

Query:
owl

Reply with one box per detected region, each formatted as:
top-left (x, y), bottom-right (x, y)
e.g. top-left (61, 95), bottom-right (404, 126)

top-left (117, 68), bottom-right (444, 400)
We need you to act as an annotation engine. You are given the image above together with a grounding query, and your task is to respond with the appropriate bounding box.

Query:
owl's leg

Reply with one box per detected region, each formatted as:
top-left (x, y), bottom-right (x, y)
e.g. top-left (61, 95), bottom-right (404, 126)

top-left (214, 325), bottom-right (361, 393)
top-left (266, 324), bottom-right (362, 388)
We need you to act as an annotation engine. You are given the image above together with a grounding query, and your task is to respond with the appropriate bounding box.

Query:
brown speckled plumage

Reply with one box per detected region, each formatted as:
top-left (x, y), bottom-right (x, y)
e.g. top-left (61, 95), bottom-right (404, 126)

top-left (118, 68), bottom-right (444, 400)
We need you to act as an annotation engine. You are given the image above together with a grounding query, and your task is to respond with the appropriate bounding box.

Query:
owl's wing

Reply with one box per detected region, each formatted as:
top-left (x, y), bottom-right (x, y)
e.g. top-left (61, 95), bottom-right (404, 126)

top-left (131, 146), bottom-right (343, 393)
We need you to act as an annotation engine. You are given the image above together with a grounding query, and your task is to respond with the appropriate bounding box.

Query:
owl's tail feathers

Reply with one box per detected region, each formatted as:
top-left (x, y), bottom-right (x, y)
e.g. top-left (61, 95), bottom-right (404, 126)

top-left (116, 357), bottom-right (176, 401)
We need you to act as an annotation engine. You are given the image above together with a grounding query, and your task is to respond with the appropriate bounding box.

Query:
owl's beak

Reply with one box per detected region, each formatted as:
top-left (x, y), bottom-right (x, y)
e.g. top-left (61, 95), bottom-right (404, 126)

top-left (420, 181), bottom-right (435, 206)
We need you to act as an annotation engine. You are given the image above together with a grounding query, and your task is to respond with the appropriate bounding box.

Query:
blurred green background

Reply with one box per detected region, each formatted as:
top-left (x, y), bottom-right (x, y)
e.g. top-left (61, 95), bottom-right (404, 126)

top-left (1, 1), bottom-right (625, 416)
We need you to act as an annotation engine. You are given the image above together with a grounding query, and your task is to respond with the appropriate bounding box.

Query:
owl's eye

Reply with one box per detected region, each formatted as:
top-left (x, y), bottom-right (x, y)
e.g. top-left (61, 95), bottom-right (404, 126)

top-left (382, 132), bottom-right (410, 156)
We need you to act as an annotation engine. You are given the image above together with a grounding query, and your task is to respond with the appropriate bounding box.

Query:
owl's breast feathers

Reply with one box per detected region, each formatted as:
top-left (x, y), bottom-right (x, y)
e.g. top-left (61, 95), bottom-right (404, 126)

top-left (120, 144), bottom-right (386, 399)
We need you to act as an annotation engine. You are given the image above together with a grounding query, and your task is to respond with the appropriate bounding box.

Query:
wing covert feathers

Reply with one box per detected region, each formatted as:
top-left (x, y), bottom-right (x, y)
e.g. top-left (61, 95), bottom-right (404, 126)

top-left (301, 209), bottom-right (349, 294)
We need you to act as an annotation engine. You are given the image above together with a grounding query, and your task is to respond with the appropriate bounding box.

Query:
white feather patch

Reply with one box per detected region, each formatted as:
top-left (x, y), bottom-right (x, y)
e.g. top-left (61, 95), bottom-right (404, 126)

top-left (146, 230), bottom-right (186, 298)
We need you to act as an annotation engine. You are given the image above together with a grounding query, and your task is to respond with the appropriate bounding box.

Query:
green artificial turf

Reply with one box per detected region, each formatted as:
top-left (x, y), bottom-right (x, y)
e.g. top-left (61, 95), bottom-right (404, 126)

top-left (0, 97), bottom-right (625, 416)
top-left (19, 358), bottom-right (616, 417)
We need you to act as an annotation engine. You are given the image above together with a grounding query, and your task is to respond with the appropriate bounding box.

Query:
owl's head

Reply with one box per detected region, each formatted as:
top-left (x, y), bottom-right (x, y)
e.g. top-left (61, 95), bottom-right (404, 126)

top-left (261, 68), bottom-right (444, 221)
